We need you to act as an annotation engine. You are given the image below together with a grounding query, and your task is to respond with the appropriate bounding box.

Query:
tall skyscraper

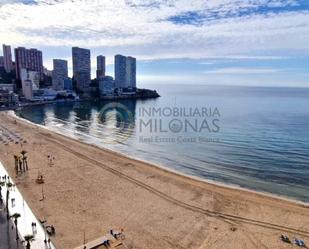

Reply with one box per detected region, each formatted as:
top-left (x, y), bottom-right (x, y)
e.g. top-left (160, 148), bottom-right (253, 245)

top-left (0, 56), bottom-right (4, 68)
top-left (115, 55), bottom-right (136, 89)
top-left (115, 54), bottom-right (127, 88)
top-left (52, 59), bottom-right (68, 91)
top-left (126, 56), bottom-right (136, 89)
top-left (96, 55), bottom-right (106, 79)
top-left (72, 47), bottom-right (91, 92)
top-left (2, 44), bottom-right (13, 73)
top-left (14, 47), bottom-right (43, 80)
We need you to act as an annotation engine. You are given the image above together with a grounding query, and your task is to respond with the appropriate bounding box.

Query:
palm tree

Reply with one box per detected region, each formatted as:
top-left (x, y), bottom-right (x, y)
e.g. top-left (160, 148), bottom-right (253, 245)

top-left (24, 235), bottom-right (34, 249)
top-left (6, 182), bottom-right (13, 219)
top-left (10, 213), bottom-right (21, 240)
top-left (20, 150), bottom-right (27, 156)
top-left (13, 155), bottom-right (19, 174)
top-left (21, 150), bottom-right (27, 156)
top-left (20, 150), bottom-right (28, 172)
top-left (22, 155), bottom-right (28, 171)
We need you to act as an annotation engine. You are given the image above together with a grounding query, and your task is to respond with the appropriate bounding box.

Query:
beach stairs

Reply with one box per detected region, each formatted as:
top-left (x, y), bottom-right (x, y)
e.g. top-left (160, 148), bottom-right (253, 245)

top-left (73, 234), bottom-right (123, 249)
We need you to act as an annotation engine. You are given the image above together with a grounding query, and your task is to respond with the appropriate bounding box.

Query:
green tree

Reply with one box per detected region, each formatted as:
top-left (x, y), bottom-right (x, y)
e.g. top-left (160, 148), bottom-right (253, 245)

top-left (20, 150), bottom-right (28, 172)
top-left (14, 155), bottom-right (19, 174)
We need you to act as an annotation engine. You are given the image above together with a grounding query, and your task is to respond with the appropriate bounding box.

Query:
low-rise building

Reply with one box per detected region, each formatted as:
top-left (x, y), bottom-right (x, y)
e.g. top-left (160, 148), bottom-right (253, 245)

top-left (64, 78), bottom-right (73, 91)
top-left (22, 80), bottom-right (33, 100)
top-left (33, 88), bottom-right (57, 101)
top-left (0, 84), bottom-right (16, 92)
top-left (0, 84), bottom-right (18, 106)
top-left (99, 76), bottom-right (115, 96)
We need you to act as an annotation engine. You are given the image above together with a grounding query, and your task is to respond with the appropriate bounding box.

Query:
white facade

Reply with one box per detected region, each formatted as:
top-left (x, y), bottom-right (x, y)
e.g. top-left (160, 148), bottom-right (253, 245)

top-left (21, 69), bottom-right (40, 100)
top-left (21, 69), bottom-right (40, 90)
top-left (22, 80), bottom-right (33, 100)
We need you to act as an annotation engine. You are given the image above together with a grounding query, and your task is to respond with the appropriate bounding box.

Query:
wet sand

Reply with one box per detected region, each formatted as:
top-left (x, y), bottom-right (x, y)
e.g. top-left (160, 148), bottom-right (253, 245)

top-left (0, 111), bottom-right (308, 249)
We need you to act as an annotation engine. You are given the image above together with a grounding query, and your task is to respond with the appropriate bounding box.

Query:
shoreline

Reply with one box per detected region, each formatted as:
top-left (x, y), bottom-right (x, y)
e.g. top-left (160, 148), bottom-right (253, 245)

top-left (0, 87), bottom-right (160, 112)
top-left (1, 110), bottom-right (309, 249)
top-left (9, 110), bottom-right (309, 207)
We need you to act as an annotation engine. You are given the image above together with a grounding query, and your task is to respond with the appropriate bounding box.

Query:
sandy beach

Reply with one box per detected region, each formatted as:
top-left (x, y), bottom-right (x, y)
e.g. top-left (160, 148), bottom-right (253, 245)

top-left (0, 111), bottom-right (308, 249)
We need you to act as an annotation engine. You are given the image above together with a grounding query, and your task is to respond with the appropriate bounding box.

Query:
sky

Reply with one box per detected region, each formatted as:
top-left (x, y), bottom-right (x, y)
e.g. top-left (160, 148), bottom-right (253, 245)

top-left (0, 0), bottom-right (309, 87)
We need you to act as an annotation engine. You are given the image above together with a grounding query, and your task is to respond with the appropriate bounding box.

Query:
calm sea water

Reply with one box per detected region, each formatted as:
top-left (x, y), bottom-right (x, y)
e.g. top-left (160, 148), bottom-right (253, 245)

top-left (16, 85), bottom-right (309, 202)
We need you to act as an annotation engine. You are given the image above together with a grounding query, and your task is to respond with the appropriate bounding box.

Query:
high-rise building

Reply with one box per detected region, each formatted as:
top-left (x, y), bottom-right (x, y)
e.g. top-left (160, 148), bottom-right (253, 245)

top-left (52, 59), bottom-right (68, 91)
top-left (0, 56), bottom-right (4, 68)
top-left (115, 54), bottom-right (136, 89)
top-left (2, 44), bottom-right (13, 73)
top-left (14, 47), bottom-right (43, 80)
top-left (72, 47), bottom-right (91, 92)
top-left (126, 56), bottom-right (136, 89)
top-left (115, 54), bottom-right (127, 89)
top-left (96, 55), bottom-right (106, 79)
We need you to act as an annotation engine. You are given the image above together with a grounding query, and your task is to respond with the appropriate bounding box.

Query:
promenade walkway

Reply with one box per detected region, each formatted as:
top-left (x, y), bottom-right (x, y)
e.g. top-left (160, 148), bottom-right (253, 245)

top-left (0, 206), bottom-right (23, 249)
top-left (0, 162), bottom-right (56, 249)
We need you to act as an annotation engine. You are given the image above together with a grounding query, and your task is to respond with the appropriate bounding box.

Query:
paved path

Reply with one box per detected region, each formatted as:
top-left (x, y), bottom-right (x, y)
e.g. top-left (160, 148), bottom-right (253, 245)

top-left (0, 205), bottom-right (23, 249)
top-left (0, 162), bottom-right (56, 249)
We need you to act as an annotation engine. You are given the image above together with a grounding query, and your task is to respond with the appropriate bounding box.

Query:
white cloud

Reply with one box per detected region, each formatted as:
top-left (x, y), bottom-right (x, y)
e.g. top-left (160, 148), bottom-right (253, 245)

top-left (204, 67), bottom-right (281, 74)
top-left (0, 0), bottom-right (308, 61)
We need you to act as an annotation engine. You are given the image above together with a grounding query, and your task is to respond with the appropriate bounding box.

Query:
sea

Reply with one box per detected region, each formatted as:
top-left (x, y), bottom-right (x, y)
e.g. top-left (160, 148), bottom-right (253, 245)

top-left (15, 84), bottom-right (309, 203)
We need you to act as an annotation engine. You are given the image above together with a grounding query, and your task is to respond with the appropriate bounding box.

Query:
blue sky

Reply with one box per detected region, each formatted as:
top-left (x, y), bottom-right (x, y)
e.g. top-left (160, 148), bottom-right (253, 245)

top-left (0, 0), bottom-right (309, 87)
